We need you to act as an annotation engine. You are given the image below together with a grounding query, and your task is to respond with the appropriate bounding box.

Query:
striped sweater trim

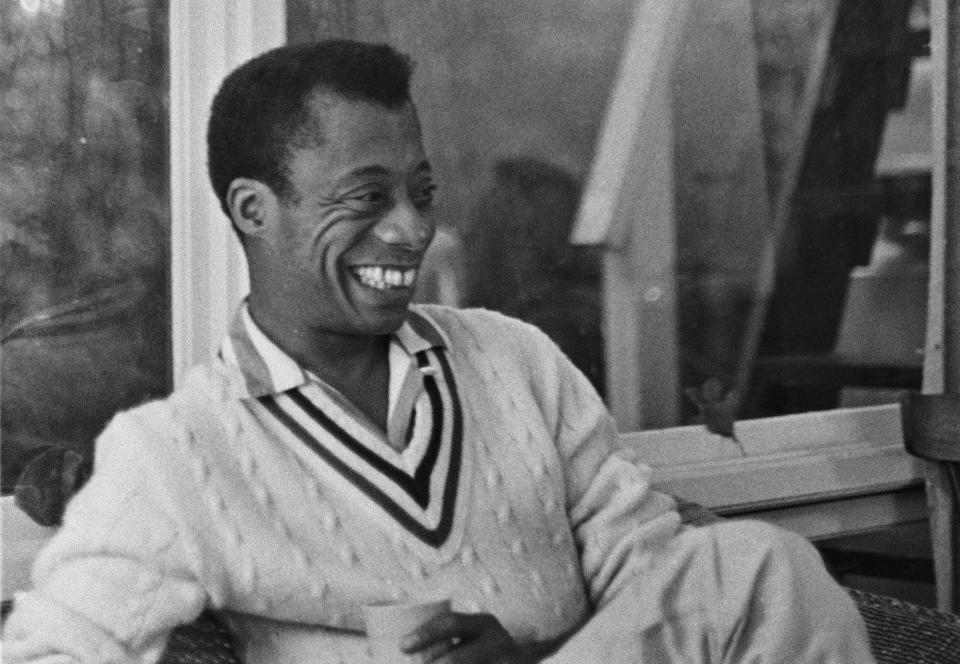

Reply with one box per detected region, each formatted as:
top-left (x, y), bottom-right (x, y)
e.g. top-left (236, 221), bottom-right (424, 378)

top-left (259, 348), bottom-right (463, 548)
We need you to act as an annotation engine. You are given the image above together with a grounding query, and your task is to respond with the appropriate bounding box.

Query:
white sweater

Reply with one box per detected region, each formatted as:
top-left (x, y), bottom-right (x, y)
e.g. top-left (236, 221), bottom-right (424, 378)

top-left (3, 306), bottom-right (681, 664)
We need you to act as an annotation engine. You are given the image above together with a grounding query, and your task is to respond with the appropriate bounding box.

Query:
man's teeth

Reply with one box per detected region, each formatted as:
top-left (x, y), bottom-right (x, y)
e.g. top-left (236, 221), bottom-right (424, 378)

top-left (353, 266), bottom-right (417, 290)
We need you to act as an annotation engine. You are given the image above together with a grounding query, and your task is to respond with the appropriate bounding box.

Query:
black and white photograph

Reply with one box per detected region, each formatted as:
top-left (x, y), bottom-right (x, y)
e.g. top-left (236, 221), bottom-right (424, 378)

top-left (2, 1), bottom-right (959, 662)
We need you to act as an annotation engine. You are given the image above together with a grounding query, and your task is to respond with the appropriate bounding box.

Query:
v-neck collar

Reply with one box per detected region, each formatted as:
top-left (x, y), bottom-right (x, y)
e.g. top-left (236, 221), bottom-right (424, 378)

top-left (221, 303), bottom-right (469, 555)
top-left (258, 346), bottom-right (471, 556)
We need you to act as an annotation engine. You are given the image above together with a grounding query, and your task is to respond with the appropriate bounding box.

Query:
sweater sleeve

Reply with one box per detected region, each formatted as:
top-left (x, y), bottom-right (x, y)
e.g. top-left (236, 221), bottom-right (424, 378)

top-left (2, 403), bottom-right (210, 664)
top-left (529, 330), bottom-right (681, 610)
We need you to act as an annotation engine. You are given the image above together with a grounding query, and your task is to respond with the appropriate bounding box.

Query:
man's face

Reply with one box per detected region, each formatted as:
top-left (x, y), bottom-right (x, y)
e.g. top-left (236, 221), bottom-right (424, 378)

top-left (258, 94), bottom-right (436, 336)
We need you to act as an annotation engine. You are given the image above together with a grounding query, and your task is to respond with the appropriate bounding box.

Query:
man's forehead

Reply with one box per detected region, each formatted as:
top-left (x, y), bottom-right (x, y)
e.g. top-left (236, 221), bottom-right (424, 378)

top-left (285, 93), bottom-right (429, 184)
top-left (304, 88), bottom-right (418, 126)
top-left (298, 91), bottom-right (419, 145)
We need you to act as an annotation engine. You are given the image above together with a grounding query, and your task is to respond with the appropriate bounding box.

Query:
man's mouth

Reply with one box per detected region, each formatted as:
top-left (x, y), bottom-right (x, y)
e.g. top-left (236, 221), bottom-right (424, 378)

top-left (349, 265), bottom-right (418, 291)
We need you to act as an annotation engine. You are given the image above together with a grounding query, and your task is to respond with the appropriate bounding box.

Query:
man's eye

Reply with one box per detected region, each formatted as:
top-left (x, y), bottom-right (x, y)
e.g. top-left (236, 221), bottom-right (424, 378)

top-left (343, 189), bottom-right (387, 210)
top-left (355, 191), bottom-right (386, 203)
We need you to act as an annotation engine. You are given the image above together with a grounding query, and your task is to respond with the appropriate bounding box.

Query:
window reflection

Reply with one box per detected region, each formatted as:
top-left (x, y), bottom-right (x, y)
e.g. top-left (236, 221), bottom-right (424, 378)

top-left (461, 158), bottom-right (605, 395)
top-left (0, 0), bottom-right (170, 492)
top-left (289, 1), bottom-right (931, 426)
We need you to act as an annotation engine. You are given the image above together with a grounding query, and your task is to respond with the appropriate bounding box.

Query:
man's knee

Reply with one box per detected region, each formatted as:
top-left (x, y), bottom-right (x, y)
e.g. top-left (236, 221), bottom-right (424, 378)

top-left (708, 519), bottom-right (822, 568)
top-left (700, 521), bottom-right (873, 661)
top-left (706, 520), bottom-right (861, 621)
top-left (700, 520), bottom-right (846, 608)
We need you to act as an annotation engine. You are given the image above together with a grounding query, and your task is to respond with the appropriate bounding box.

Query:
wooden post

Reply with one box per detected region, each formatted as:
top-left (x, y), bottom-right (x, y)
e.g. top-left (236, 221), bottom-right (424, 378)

top-left (601, 92), bottom-right (680, 430)
top-left (571, 0), bottom-right (690, 430)
top-left (169, 1), bottom-right (285, 384)
top-left (923, 0), bottom-right (960, 612)
top-left (942, 1), bottom-right (960, 395)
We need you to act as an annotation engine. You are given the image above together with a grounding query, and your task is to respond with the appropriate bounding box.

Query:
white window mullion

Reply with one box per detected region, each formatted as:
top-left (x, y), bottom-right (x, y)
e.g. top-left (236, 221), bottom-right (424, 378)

top-left (169, 1), bottom-right (285, 385)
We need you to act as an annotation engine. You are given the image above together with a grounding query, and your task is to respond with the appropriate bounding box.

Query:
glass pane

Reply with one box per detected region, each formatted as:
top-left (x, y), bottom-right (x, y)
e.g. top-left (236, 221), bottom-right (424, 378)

top-left (1, 0), bottom-right (170, 493)
top-left (285, 1), bottom-right (931, 424)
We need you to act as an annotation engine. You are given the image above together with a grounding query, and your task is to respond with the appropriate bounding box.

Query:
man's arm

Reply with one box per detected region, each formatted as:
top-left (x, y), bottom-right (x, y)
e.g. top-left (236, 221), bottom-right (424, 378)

top-left (3, 403), bottom-right (211, 664)
top-left (527, 331), bottom-right (681, 610)
top-left (525, 329), bottom-right (875, 664)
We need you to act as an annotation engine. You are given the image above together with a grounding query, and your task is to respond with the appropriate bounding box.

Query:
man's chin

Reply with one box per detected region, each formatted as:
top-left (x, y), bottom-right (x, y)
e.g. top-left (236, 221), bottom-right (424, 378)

top-left (338, 281), bottom-right (415, 335)
top-left (357, 303), bottom-right (411, 335)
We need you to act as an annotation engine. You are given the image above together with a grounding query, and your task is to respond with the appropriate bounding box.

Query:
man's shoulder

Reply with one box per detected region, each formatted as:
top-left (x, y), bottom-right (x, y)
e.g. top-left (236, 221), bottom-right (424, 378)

top-left (100, 361), bottom-right (237, 445)
top-left (409, 305), bottom-right (568, 387)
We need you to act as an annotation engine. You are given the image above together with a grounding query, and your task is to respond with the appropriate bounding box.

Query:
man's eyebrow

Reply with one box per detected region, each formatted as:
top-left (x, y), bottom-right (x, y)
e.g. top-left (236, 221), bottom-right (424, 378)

top-left (342, 161), bottom-right (433, 181)
top-left (343, 165), bottom-right (390, 180)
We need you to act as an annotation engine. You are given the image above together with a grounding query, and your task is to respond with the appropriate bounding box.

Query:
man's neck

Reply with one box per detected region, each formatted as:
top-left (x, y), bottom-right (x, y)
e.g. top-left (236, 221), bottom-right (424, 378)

top-left (246, 300), bottom-right (393, 431)
top-left (247, 301), bottom-right (388, 379)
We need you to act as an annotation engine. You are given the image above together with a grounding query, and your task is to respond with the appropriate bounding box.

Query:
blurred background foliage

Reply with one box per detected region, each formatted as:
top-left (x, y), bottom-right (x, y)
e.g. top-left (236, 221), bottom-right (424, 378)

top-left (1, 0), bottom-right (170, 491)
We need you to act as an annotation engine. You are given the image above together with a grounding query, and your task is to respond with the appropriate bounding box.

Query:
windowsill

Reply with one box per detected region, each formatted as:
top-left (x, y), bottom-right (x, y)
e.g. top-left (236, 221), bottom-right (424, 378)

top-left (617, 404), bottom-right (928, 540)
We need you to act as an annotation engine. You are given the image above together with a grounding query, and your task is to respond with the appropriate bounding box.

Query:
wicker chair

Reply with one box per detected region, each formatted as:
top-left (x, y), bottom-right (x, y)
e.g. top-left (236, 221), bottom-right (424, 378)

top-left (161, 612), bottom-right (238, 664)
top-left (848, 588), bottom-right (960, 664)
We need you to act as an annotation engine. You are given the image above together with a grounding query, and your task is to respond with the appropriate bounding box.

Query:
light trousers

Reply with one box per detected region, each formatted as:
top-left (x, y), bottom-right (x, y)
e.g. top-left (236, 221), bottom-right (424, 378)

top-left (547, 521), bottom-right (876, 664)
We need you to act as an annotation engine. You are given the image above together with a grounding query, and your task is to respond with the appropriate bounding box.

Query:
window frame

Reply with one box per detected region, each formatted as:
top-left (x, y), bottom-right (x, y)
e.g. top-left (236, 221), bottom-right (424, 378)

top-left (169, 0), bottom-right (284, 383)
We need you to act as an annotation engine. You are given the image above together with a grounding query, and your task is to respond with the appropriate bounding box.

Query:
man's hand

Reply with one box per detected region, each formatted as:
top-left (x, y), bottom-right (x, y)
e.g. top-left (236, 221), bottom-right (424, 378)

top-left (400, 611), bottom-right (550, 664)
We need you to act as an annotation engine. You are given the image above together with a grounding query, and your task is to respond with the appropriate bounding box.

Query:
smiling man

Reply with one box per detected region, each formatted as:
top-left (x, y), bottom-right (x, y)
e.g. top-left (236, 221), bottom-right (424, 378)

top-left (213, 64), bottom-right (438, 434)
top-left (4, 40), bottom-right (875, 664)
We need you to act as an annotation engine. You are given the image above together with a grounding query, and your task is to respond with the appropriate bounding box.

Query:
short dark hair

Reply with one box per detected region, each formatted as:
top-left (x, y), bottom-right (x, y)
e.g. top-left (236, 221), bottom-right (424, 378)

top-left (207, 39), bottom-right (414, 217)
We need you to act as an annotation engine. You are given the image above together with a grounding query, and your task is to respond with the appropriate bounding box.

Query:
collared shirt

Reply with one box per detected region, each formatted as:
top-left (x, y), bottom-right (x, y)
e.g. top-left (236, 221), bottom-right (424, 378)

top-left (218, 302), bottom-right (464, 549)
top-left (219, 302), bottom-right (448, 450)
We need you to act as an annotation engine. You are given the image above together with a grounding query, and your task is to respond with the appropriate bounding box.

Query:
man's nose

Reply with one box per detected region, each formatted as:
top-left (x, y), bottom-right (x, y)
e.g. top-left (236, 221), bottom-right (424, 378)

top-left (373, 198), bottom-right (434, 250)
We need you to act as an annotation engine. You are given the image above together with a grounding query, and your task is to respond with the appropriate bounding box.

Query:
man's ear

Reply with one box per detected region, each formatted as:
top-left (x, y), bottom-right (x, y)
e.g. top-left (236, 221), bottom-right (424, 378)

top-left (226, 178), bottom-right (279, 239)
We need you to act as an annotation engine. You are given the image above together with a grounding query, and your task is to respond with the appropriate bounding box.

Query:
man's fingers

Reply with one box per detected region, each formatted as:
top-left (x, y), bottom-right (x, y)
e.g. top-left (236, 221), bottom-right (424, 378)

top-left (400, 612), bottom-right (496, 653)
top-left (423, 632), bottom-right (530, 664)
top-left (417, 638), bottom-right (458, 663)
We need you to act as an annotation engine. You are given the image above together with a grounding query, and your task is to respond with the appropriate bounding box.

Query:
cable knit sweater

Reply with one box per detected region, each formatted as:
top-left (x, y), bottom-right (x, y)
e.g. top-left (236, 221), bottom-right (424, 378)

top-left (3, 305), bottom-right (683, 664)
